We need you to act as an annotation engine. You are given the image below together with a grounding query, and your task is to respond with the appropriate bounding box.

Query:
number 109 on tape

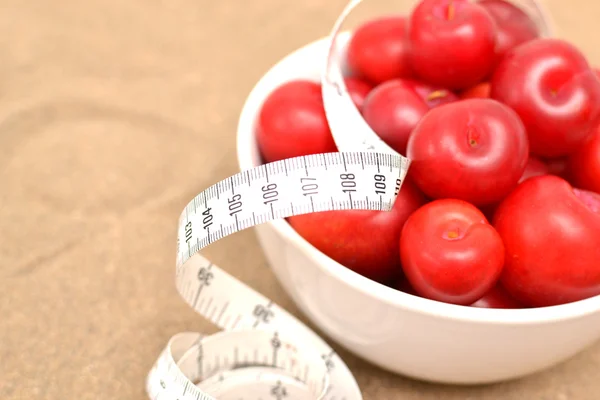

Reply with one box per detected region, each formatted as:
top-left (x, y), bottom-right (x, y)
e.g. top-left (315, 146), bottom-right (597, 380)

top-left (146, 151), bottom-right (408, 400)
top-left (147, 0), bottom-right (412, 398)
top-left (176, 152), bottom-right (407, 266)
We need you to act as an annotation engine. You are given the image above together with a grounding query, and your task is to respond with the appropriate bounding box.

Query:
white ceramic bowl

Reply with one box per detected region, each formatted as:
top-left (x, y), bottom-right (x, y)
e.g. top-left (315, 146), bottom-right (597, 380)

top-left (235, 32), bottom-right (600, 385)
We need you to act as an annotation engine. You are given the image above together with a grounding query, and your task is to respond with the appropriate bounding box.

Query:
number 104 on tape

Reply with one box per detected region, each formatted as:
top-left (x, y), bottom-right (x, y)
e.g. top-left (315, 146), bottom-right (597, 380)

top-left (146, 0), bottom-right (412, 396)
top-left (146, 151), bottom-right (409, 400)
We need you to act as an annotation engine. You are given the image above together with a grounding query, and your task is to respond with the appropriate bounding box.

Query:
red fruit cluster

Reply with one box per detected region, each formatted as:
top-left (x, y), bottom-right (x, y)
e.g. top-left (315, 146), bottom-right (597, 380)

top-left (256, 0), bottom-right (600, 309)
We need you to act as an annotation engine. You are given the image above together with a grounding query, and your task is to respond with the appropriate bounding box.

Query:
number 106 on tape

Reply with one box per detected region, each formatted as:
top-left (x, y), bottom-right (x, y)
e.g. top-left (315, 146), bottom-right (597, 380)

top-left (147, 151), bottom-right (409, 400)
top-left (176, 152), bottom-right (407, 266)
top-left (147, 0), bottom-right (413, 397)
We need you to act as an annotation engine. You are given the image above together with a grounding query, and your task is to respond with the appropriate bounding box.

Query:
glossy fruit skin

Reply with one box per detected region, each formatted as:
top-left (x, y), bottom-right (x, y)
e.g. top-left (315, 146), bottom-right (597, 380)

top-left (362, 79), bottom-right (430, 155)
top-left (493, 175), bottom-right (600, 307)
top-left (404, 79), bottom-right (459, 108)
top-left (478, 0), bottom-right (539, 65)
top-left (288, 179), bottom-right (426, 283)
top-left (491, 38), bottom-right (600, 158)
top-left (519, 156), bottom-right (550, 183)
top-left (407, 98), bottom-right (529, 206)
top-left (470, 285), bottom-right (523, 309)
top-left (346, 16), bottom-right (412, 85)
top-left (400, 199), bottom-right (505, 305)
top-left (569, 124), bottom-right (600, 194)
top-left (408, 0), bottom-right (497, 90)
top-left (345, 77), bottom-right (374, 112)
top-left (460, 82), bottom-right (491, 99)
top-left (257, 80), bottom-right (336, 163)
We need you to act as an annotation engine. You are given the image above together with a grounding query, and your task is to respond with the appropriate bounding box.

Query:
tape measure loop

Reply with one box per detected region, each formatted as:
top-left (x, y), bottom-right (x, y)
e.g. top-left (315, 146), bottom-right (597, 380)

top-left (148, 0), bottom-right (422, 396)
top-left (148, 150), bottom-right (409, 399)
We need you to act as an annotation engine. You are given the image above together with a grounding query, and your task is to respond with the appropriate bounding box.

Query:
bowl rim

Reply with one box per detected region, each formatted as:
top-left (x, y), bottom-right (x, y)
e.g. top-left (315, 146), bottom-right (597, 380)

top-left (235, 33), bottom-right (600, 326)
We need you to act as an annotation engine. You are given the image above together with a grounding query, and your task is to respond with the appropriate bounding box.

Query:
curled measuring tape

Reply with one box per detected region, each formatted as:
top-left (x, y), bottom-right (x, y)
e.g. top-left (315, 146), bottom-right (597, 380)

top-left (146, 0), bottom-right (552, 398)
top-left (145, 2), bottom-right (407, 399)
top-left (146, 152), bottom-right (407, 400)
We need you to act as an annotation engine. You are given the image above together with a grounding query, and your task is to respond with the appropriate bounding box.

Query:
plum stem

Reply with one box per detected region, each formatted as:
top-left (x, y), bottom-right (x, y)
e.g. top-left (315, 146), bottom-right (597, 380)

top-left (427, 90), bottom-right (449, 101)
top-left (447, 1), bottom-right (455, 20)
top-left (467, 125), bottom-right (480, 148)
top-left (444, 229), bottom-right (462, 240)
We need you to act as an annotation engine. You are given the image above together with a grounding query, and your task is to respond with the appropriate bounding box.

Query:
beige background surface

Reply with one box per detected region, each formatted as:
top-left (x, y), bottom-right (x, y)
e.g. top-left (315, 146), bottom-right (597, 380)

top-left (1, 0), bottom-right (600, 399)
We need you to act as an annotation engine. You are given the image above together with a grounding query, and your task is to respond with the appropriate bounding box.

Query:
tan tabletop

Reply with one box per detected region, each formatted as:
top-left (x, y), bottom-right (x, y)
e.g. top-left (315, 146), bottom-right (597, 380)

top-left (1, 0), bottom-right (600, 399)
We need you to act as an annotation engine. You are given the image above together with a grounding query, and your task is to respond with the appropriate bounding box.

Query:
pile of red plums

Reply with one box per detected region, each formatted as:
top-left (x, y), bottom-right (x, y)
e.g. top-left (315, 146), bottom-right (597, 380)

top-left (255, 0), bottom-right (600, 309)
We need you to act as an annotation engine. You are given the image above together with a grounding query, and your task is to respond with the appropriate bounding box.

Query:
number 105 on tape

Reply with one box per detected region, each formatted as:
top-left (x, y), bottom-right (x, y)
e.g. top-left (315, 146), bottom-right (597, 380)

top-left (175, 152), bottom-right (407, 265)
top-left (147, 151), bottom-right (409, 400)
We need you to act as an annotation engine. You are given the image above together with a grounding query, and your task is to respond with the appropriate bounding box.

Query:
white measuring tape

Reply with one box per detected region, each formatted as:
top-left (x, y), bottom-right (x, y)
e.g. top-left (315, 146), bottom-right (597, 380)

top-left (146, 152), bottom-right (407, 400)
top-left (146, 0), bottom-right (551, 398)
